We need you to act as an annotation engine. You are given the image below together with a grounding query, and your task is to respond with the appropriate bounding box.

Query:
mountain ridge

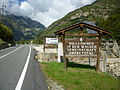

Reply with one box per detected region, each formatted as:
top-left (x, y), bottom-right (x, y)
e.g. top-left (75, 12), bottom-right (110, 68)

top-left (0, 14), bottom-right (46, 41)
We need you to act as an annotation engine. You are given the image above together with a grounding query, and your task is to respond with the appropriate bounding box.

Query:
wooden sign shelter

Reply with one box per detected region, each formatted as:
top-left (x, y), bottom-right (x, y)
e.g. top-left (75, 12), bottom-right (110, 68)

top-left (54, 22), bottom-right (111, 72)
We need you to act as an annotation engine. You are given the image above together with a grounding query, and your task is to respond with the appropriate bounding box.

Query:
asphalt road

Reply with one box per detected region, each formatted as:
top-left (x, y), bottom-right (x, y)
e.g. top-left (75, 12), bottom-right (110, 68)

top-left (0, 45), bottom-right (48, 90)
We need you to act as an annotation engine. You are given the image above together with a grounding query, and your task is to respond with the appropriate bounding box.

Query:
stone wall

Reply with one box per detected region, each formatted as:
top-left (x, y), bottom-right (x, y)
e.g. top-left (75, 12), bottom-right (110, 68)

top-left (105, 58), bottom-right (120, 78)
top-left (36, 52), bottom-right (58, 62)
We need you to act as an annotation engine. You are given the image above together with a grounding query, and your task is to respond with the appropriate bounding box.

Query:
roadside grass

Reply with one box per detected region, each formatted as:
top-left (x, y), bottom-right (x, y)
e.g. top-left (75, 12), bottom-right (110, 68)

top-left (40, 62), bottom-right (120, 90)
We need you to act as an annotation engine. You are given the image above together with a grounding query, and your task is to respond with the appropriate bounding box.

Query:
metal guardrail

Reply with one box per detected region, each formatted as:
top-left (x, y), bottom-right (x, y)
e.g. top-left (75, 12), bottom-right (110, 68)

top-left (0, 43), bottom-right (9, 50)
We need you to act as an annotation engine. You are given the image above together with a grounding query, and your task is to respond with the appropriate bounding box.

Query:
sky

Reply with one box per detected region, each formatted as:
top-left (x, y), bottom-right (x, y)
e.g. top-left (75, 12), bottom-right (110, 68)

top-left (0, 0), bottom-right (96, 27)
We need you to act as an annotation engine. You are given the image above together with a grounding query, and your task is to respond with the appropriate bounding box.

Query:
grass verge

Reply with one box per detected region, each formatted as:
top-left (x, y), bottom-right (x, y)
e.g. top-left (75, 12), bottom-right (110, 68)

top-left (40, 62), bottom-right (120, 90)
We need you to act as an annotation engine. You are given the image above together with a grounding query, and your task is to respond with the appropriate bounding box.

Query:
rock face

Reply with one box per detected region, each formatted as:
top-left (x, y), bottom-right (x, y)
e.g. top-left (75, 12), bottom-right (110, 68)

top-left (103, 41), bottom-right (120, 58)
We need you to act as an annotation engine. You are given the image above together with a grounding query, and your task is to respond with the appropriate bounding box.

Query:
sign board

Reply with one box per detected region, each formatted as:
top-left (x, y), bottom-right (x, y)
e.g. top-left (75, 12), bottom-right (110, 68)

top-left (65, 38), bottom-right (99, 57)
top-left (46, 38), bottom-right (58, 44)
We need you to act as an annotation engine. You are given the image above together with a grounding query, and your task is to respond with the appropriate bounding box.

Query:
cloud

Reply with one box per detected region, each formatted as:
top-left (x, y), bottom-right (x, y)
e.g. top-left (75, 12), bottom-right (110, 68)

top-left (20, 1), bottom-right (34, 16)
top-left (28, 0), bottom-right (51, 12)
top-left (0, 0), bottom-right (96, 27)
top-left (34, 12), bottom-right (56, 27)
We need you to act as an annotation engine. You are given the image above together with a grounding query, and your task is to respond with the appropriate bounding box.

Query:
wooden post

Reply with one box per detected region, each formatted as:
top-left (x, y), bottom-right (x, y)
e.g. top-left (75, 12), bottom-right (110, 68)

top-left (61, 33), bottom-right (67, 70)
top-left (89, 56), bottom-right (90, 65)
top-left (43, 37), bottom-right (45, 52)
top-left (96, 35), bottom-right (101, 73)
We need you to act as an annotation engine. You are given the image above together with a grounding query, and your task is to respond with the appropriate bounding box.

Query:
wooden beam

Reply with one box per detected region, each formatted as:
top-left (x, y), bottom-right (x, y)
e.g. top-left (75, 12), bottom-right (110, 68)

top-left (43, 37), bottom-right (45, 52)
top-left (83, 24), bottom-right (111, 35)
top-left (54, 23), bottom-right (80, 35)
top-left (54, 22), bottom-right (111, 35)
top-left (80, 24), bottom-right (84, 27)
top-left (65, 33), bottom-right (99, 36)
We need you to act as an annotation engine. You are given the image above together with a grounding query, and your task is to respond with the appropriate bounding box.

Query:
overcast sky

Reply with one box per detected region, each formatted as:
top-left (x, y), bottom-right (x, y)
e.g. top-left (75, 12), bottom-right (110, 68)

top-left (0, 0), bottom-right (96, 27)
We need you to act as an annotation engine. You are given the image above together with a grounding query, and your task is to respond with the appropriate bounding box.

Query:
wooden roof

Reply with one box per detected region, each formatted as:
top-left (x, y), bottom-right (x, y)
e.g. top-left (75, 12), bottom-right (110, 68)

top-left (54, 22), bottom-right (111, 35)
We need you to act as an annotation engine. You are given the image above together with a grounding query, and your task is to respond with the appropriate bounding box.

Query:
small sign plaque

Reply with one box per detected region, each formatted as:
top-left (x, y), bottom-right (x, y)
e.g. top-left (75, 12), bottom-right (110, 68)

top-left (46, 38), bottom-right (58, 44)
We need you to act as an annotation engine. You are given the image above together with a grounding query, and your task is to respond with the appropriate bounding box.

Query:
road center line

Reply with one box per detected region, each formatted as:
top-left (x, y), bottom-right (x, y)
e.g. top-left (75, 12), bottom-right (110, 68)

top-left (0, 46), bottom-right (24, 59)
top-left (15, 45), bottom-right (31, 90)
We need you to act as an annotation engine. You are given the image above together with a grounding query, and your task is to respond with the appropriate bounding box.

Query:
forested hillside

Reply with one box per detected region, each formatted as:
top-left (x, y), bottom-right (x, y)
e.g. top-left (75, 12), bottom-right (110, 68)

top-left (0, 14), bottom-right (46, 41)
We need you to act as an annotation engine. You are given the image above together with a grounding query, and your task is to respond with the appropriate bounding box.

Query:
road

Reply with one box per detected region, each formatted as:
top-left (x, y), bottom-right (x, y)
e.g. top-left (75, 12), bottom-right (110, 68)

top-left (0, 45), bottom-right (48, 90)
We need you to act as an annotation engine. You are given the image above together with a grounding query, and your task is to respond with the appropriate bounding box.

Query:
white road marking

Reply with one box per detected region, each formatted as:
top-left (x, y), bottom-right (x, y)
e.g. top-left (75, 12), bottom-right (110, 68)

top-left (0, 46), bottom-right (24, 59)
top-left (15, 45), bottom-right (31, 90)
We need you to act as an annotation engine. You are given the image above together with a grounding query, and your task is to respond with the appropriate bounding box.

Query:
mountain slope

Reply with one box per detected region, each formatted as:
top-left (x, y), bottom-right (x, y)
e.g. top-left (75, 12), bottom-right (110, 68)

top-left (99, 8), bottom-right (120, 44)
top-left (38, 0), bottom-right (120, 38)
top-left (0, 14), bottom-right (46, 41)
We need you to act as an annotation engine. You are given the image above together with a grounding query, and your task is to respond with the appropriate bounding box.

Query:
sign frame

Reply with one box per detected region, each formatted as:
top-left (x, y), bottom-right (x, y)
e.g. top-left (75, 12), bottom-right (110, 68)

top-left (43, 35), bottom-right (58, 52)
top-left (65, 38), bottom-right (99, 58)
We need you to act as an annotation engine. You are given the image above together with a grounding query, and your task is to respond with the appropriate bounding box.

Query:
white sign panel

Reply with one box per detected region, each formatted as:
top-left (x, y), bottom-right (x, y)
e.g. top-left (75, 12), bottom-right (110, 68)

top-left (58, 42), bottom-right (63, 62)
top-left (46, 38), bottom-right (58, 44)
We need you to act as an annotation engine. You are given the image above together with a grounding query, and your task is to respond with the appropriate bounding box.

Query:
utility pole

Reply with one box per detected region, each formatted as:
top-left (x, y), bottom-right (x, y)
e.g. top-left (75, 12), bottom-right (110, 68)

top-left (0, 3), bottom-right (8, 21)
top-left (2, 4), bottom-right (6, 15)
top-left (0, 3), bottom-right (7, 16)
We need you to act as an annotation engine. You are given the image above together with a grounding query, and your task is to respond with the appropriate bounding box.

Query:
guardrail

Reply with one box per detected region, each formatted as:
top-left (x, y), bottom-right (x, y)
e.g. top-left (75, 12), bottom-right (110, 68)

top-left (0, 43), bottom-right (9, 50)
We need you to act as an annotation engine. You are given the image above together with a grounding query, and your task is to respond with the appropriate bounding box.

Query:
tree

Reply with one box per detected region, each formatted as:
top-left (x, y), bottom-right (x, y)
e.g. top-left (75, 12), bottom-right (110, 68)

top-left (0, 23), bottom-right (13, 42)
